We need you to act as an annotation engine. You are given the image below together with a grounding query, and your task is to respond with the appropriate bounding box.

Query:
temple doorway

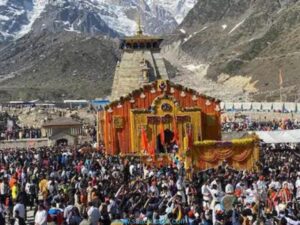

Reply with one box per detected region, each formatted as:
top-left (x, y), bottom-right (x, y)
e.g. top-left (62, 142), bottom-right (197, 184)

top-left (156, 129), bottom-right (174, 153)
top-left (56, 138), bottom-right (68, 146)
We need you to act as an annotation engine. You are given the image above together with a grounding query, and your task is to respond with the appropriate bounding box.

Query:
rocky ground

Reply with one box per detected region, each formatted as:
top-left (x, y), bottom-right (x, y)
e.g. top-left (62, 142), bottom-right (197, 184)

top-left (4, 107), bottom-right (96, 128)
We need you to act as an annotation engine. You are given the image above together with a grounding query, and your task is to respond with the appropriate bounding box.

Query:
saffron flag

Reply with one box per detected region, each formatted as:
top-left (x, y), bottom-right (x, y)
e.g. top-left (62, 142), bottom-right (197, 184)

top-left (141, 127), bottom-right (148, 152)
top-left (279, 69), bottom-right (283, 87)
top-left (159, 122), bottom-right (165, 145)
top-left (148, 137), bottom-right (155, 156)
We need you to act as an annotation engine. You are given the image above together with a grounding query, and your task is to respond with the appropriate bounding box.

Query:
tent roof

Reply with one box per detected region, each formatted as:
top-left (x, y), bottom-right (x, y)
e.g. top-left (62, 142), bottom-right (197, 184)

top-left (251, 129), bottom-right (300, 143)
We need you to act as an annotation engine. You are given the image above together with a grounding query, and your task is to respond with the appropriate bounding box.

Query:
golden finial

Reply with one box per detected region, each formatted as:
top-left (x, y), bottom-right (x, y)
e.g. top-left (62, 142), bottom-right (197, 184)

top-left (136, 14), bottom-right (143, 35)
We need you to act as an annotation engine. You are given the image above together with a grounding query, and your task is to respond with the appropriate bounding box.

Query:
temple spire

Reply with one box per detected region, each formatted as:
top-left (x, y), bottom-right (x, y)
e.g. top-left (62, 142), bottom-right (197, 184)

top-left (136, 14), bottom-right (143, 36)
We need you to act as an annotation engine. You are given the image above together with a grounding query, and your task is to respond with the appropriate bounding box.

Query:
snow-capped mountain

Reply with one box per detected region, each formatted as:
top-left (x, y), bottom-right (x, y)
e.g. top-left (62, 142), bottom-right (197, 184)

top-left (145, 0), bottom-right (197, 24)
top-left (0, 0), bottom-right (46, 41)
top-left (0, 0), bottom-right (197, 42)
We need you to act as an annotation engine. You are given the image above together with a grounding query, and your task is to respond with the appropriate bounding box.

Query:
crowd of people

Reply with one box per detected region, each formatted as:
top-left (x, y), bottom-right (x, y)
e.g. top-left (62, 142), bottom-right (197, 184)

top-left (0, 127), bottom-right (42, 141)
top-left (0, 112), bottom-right (42, 141)
top-left (222, 118), bottom-right (300, 132)
top-left (0, 144), bottom-right (299, 225)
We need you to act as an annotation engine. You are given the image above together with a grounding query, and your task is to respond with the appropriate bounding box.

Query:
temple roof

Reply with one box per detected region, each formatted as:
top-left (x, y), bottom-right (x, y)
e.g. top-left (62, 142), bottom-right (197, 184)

top-left (107, 80), bottom-right (221, 110)
top-left (119, 18), bottom-right (163, 49)
top-left (42, 117), bottom-right (82, 127)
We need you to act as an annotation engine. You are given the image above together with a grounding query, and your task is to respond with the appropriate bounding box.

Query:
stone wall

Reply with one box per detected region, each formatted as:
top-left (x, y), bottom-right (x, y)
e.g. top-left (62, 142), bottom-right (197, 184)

top-left (0, 138), bottom-right (49, 149)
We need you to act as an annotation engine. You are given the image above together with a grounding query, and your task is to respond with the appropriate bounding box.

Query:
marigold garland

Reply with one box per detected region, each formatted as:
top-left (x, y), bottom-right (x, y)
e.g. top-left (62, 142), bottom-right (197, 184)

top-left (194, 138), bottom-right (255, 147)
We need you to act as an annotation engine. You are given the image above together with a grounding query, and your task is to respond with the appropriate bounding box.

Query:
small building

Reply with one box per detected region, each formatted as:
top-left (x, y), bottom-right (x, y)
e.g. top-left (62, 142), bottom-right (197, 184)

top-left (42, 117), bottom-right (83, 146)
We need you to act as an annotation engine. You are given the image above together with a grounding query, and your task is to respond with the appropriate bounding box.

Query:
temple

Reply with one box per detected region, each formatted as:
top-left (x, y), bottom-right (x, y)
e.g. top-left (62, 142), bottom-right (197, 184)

top-left (98, 21), bottom-right (259, 172)
top-left (110, 20), bottom-right (169, 100)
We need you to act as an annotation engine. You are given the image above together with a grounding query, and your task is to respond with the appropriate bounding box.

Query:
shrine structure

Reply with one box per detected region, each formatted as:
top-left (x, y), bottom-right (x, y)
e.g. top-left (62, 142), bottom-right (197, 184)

top-left (97, 22), bottom-right (259, 171)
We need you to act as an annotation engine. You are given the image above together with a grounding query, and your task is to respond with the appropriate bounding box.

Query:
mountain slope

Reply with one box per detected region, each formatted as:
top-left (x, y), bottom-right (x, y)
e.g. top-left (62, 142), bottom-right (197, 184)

top-left (0, 31), bottom-right (119, 101)
top-left (163, 0), bottom-right (300, 101)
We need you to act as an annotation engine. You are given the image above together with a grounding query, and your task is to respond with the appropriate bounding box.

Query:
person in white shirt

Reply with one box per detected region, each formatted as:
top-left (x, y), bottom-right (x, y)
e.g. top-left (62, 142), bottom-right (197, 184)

top-left (13, 200), bottom-right (25, 220)
top-left (295, 176), bottom-right (300, 200)
top-left (207, 184), bottom-right (223, 210)
top-left (176, 177), bottom-right (186, 203)
top-left (201, 180), bottom-right (211, 209)
top-left (87, 202), bottom-right (101, 225)
top-left (129, 164), bottom-right (135, 176)
top-left (34, 204), bottom-right (47, 225)
top-left (63, 202), bottom-right (74, 223)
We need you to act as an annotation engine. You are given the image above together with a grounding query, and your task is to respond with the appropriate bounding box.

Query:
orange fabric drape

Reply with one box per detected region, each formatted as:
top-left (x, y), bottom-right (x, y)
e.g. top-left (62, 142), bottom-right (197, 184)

top-left (197, 148), bottom-right (252, 163)
top-left (148, 137), bottom-right (155, 157)
top-left (141, 127), bottom-right (148, 151)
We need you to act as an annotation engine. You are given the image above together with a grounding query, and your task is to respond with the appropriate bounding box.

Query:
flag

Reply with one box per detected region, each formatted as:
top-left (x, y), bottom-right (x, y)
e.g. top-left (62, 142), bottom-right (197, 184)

top-left (148, 137), bottom-right (155, 157)
top-left (172, 119), bottom-right (179, 145)
top-left (279, 69), bottom-right (283, 87)
top-left (159, 122), bottom-right (165, 145)
top-left (141, 127), bottom-right (148, 152)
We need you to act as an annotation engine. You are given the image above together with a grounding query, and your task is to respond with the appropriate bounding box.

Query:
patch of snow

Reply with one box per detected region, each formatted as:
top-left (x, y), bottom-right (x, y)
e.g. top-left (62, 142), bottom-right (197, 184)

top-left (16, 0), bottom-right (47, 38)
top-left (0, 15), bottom-right (9, 21)
top-left (277, 8), bottom-right (284, 14)
top-left (222, 24), bottom-right (227, 30)
top-left (64, 24), bottom-right (81, 34)
top-left (193, 26), bottom-right (208, 35)
top-left (183, 34), bottom-right (193, 43)
top-left (228, 19), bottom-right (246, 34)
top-left (200, 26), bottom-right (208, 32)
top-left (0, 0), bottom-right (8, 6)
top-left (183, 64), bottom-right (205, 72)
top-left (99, 4), bottom-right (136, 35)
top-left (0, 30), bottom-right (10, 38)
top-left (146, 0), bottom-right (198, 24)
top-left (180, 28), bottom-right (186, 34)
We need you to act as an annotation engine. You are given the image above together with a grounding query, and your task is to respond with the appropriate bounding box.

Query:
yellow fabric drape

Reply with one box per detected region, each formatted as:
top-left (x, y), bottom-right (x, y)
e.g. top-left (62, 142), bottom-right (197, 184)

top-left (191, 142), bottom-right (259, 171)
top-left (183, 136), bottom-right (188, 151)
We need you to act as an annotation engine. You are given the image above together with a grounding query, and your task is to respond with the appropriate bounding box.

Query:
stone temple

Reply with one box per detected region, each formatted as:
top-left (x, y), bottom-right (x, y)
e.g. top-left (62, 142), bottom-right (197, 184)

top-left (110, 22), bottom-right (169, 101)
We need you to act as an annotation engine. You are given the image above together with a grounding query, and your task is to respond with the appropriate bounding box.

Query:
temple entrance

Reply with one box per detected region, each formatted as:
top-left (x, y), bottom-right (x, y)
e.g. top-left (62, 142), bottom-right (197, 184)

top-left (130, 96), bottom-right (202, 154)
top-left (156, 129), bottom-right (175, 153)
top-left (56, 138), bottom-right (68, 146)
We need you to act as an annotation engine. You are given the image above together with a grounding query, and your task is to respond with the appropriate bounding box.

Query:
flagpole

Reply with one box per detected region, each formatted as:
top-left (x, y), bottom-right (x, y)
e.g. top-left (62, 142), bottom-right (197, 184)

top-left (279, 68), bottom-right (283, 102)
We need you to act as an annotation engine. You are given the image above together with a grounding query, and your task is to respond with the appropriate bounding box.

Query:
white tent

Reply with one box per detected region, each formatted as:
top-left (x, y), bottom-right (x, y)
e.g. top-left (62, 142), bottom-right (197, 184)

top-left (284, 102), bottom-right (296, 112)
top-left (224, 102), bottom-right (234, 110)
top-left (261, 102), bottom-right (273, 111)
top-left (233, 102), bottom-right (242, 110)
top-left (252, 102), bottom-right (262, 111)
top-left (242, 102), bottom-right (252, 111)
top-left (297, 103), bottom-right (300, 113)
top-left (273, 102), bottom-right (283, 111)
top-left (252, 129), bottom-right (300, 143)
